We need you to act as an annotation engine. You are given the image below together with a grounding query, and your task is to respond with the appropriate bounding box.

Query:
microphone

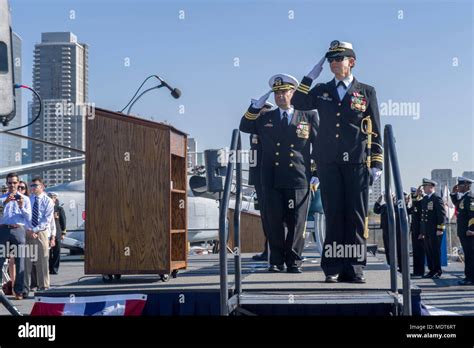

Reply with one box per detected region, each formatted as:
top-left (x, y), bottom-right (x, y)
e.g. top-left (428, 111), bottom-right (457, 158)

top-left (156, 75), bottom-right (181, 99)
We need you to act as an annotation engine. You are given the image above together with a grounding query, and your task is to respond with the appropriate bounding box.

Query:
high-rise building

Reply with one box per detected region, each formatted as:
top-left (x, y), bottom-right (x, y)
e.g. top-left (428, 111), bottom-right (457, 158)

top-left (187, 137), bottom-right (197, 169)
top-left (431, 169), bottom-right (456, 194)
top-left (30, 32), bottom-right (88, 186)
top-left (369, 175), bottom-right (383, 210)
top-left (0, 32), bottom-right (22, 170)
top-left (462, 171), bottom-right (474, 181)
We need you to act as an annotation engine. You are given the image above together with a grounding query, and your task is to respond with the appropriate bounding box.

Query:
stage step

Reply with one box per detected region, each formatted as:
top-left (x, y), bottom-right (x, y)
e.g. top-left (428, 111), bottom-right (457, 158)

top-left (229, 290), bottom-right (402, 316)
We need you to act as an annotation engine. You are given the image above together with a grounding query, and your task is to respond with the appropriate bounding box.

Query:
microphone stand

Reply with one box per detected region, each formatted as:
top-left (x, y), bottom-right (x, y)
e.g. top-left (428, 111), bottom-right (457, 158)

top-left (127, 84), bottom-right (165, 115)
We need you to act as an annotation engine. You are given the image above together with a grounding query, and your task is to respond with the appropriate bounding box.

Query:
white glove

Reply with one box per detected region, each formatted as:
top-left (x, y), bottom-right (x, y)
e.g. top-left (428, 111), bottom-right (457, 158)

top-left (310, 176), bottom-right (320, 192)
top-left (251, 91), bottom-right (273, 109)
top-left (307, 56), bottom-right (326, 80)
top-left (371, 168), bottom-right (382, 183)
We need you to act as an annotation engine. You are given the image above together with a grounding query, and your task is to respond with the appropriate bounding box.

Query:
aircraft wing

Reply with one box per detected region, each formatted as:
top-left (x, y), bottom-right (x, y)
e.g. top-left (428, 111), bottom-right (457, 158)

top-left (0, 156), bottom-right (85, 178)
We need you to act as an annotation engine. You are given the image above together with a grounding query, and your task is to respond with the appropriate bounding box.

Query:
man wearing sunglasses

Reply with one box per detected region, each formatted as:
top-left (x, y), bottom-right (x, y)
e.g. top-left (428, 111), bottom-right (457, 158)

top-left (292, 40), bottom-right (383, 284)
top-left (0, 173), bottom-right (32, 299)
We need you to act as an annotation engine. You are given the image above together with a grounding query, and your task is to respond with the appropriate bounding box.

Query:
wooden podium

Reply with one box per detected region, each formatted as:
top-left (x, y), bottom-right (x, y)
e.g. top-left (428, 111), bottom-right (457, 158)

top-left (85, 108), bottom-right (188, 278)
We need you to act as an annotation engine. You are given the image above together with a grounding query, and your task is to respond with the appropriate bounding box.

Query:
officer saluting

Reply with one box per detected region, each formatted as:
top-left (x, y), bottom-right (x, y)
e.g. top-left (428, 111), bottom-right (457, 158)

top-left (240, 74), bottom-right (319, 273)
top-left (419, 178), bottom-right (446, 279)
top-left (450, 177), bottom-right (474, 285)
top-left (291, 41), bottom-right (383, 283)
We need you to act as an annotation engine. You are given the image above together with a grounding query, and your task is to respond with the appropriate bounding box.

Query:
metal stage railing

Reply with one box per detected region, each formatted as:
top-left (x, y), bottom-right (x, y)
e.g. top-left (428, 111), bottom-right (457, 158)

top-left (219, 126), bottom-right (409, 316)
top-left (384, 124), bottom-right (411, 315)
top-left (218, 129), bottom-right (242, 315)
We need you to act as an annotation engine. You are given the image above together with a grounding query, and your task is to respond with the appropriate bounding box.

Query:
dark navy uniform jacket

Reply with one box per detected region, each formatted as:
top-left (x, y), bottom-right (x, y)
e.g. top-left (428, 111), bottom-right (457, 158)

top-left (450, 192), bottom-right (474, 236)
top-left (291, 76), bottom-right (383, 170)
top-left (240, 107), bottom-right (319, 189)
top-left (420, 193), bottom-right (446, 237)
top-left (408, 198), bottom-right (422, 237)
top-left (248, 134), bottom-right (261, 187)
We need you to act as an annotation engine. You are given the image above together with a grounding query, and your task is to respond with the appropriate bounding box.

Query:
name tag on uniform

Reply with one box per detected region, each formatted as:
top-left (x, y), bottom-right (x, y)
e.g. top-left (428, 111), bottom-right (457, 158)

top-left (427, 201), bottom-right (433, 210)
top-left (251, 135), bottom-right (259, 144)
top-left (264, 123), bottom-right (273, 127)
top-left (296, 122), bottom-right (309, 139)
top-left (460, 201), bottom-right (464, 210)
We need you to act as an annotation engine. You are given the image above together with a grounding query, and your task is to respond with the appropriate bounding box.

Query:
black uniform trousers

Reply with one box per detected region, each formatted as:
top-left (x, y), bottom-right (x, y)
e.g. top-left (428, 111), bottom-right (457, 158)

top-left (262, 186), bottom-right (310, 268)
top-left (408, 203), bottom-right (425, 276)
top-left (49, 235), bottom-right (61, 274)
top-left (253, 178), bottom-right (269, 257)
top-left (411, 230), bottom-right (426, 276)
top-left (424, 234), bottom-right (443, 275)
top-left (459, 233), bottom-right (474, 281)
top-left (319, 162), bottom-right (369, 278)
top-left (383, 224), bottom-right (402, 270)
top-left (376, 203), bottom-right (402, 269)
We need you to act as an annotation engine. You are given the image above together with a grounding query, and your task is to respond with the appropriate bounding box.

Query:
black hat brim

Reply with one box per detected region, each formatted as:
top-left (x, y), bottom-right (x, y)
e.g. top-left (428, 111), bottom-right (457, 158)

top-left (325, 48), bottom-right (356, 59)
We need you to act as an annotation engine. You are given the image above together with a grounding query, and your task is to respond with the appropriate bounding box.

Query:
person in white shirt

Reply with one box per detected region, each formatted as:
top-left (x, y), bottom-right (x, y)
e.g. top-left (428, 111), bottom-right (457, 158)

top-left (0, 173), bottom-right (32, 300)
top-left (24, 177), bottom-right (55, 294)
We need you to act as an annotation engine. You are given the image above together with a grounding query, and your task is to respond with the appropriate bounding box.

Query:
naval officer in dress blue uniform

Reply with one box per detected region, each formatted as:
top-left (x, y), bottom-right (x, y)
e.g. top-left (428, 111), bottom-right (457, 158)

top-left (450, 177), bottom-right (474, 285)
top-left (291, 41), bottom-right (383, 283)
top-left (419, 178), bottom-right (446, 279)
top-left (240, 74), bottom-right (319, 273)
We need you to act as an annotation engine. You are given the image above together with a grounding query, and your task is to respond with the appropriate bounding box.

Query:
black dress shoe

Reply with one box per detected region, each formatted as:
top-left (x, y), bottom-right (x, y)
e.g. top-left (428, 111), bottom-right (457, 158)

top-left (337, 274), bottom-right (352, 282)
top-left (252, 253), bottom-right (268, 261)
top-left (286, 267), bottom-right (303, 274)
top-left (458, 279), bottom-right (474, 286)
top-left (325, 275), bottom-right (339, 283)
top-left (351, 275), bottom-right (366, 284)
top-left (431, 273), bottom-right (442, 279)
top-left (268, 265), bottom-right (284, 272)
top-left (410, 273), bottom-right (423, 278)
top-left (422, 272), bottom-right (434, 278)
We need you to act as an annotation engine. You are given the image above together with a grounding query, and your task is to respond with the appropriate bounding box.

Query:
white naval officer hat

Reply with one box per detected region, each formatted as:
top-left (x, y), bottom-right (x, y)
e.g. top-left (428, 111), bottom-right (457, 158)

top-left (326, 40), bottom-right (356, 59)
top-left (457, 176), bottom-right (474, 185)
top-left (422, 178), bottom-right (437, 187)
top-left (268, 74), bottom-right (299, 92)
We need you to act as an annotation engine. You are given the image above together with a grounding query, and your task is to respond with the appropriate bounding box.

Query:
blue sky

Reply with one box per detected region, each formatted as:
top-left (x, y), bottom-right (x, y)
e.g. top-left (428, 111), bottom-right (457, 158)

top-left (9, 0), bottom-right (474, 188)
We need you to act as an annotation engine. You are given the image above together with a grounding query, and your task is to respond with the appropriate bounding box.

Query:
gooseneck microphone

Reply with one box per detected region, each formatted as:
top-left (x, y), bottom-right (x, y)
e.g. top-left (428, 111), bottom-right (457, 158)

top-left (155, 75), bottom-right (181, 99)
top-left (119, 74), bottom-right (182, 115)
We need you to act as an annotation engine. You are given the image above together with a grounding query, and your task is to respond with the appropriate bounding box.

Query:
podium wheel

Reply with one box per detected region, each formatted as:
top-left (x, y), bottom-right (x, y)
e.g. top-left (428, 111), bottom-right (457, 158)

top-left (171, 270), bottom-right (178, 278)
top-left (113, 274), bottom-right (121, 280)
top-left (159, 274), bottom-right (170, 282)
top-left (102, 275), bottom-right (113, 283)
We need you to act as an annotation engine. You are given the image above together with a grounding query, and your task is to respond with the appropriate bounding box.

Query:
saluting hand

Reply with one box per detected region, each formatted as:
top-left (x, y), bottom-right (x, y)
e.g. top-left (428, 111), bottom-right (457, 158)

top-left (371, 168), bottom-right (382, 183)
top-left (251, 91), bottom-right (273, 109)
top-left (307, 56), bottom-right (325, 80)
top-left (310, 177), bottom-right (319, 192)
